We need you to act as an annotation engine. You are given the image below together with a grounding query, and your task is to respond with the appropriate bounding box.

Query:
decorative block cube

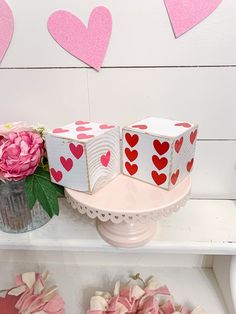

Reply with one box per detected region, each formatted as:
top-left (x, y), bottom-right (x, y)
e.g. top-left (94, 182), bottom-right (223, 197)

top-left (122, 117), bottom-right (198, 190)
top-left (46, 120), bottom-right (120, 194)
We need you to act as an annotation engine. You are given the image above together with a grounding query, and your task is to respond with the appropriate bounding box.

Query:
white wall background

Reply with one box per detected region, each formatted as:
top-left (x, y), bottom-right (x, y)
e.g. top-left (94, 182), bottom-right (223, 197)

top-left (1, 0), bottom-right (236, 199)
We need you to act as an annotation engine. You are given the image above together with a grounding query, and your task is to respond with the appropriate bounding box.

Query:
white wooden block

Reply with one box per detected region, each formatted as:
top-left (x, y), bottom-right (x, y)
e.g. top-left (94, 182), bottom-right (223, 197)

top-left (46, 120), bottom-right (120, 193)
top-left (122, 117), bottom-right (198, 190)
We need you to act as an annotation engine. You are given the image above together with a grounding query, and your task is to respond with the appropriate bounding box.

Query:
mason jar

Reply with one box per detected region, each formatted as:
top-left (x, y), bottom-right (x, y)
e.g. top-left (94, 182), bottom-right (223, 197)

top-left (0, 180), bottom-right (50, 233)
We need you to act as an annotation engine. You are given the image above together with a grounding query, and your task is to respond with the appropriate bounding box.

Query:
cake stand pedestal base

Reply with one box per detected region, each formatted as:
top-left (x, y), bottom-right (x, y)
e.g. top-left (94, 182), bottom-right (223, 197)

top-left (96, 219), bottom-right (158, 248)
top-left (65, 174), bottom-right (191, 248)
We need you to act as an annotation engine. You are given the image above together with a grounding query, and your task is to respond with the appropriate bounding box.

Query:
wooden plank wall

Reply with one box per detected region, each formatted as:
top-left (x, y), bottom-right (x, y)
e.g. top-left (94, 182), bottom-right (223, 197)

top-left (1, 0), bottom-right (236, 199)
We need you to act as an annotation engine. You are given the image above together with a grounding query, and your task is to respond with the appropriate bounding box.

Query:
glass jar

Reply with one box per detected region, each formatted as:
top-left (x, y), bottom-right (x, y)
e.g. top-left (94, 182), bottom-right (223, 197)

top-left (0, 180), bottom-right (50, 233)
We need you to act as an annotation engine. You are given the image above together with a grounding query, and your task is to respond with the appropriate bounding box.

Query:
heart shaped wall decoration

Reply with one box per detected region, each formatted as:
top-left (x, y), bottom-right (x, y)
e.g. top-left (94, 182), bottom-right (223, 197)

top-left (48, 6), bottom-right (112, 70)
top-left (0, 0), bottom-right (14, 63)
top-left (164, 0), bottom-right (222, 37)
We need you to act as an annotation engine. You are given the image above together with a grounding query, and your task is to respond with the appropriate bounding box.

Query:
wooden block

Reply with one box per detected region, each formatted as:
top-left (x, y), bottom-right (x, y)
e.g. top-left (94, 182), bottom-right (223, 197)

top-left (122, 117), bottom-right (198, 190)
top-left (46, 120), bottom-right (120, 194)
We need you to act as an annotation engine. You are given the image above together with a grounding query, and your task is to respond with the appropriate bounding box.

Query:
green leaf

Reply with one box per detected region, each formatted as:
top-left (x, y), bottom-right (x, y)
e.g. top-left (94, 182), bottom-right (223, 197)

top-left (34, 167), bottom-right (51, 181)
top-left (34, 175), bottom-right (59, 217)
top-left (55, 184), bottom-right (64, 196)
top-left (24, 176), bottom-right (36, 209)
top-left (23, 167), bottom-right (62, 217)
top-left (34, 167), bottom-right (64, 196)
top-left (24, 167), bottom-right (60, 217)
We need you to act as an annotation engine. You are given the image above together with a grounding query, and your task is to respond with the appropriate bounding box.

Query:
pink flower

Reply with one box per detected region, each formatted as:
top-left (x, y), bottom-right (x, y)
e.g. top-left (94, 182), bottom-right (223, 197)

top-left (0, 130), bottom-right (43, 181)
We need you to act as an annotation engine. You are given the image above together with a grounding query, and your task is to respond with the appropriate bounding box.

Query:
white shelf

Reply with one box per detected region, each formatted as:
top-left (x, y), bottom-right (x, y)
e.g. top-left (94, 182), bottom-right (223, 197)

top-left (0, 261), bottom-right (229, 314)
top-left (0, 199), bottom-right (236, 254)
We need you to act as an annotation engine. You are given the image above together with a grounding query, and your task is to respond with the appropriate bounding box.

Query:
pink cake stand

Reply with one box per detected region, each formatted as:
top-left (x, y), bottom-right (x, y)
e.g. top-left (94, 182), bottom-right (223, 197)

top-left (65, 175), bottom-right (191, 248)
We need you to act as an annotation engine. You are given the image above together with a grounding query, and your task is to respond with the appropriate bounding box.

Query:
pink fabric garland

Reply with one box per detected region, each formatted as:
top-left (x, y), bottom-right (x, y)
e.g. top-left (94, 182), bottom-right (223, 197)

top-left (87, 277), bottom-right (207, 314)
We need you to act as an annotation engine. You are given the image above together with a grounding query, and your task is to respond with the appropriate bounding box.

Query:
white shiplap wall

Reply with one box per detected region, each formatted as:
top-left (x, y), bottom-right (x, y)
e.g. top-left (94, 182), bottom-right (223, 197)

top-left (1, 0), bottom-right (236, 199)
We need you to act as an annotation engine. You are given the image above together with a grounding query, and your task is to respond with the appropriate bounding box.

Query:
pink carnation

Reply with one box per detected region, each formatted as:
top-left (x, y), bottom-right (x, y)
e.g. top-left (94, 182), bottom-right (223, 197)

top-left (0, 130), bottom-right (43, 181)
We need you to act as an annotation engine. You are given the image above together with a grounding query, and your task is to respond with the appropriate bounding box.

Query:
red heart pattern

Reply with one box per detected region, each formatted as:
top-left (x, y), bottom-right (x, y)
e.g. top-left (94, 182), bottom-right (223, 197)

top-left (77, 133), bottom-right (94, 140)
top-left (125, 162), bottom-right (138, 176)
top-left (153, 140), bottom-right (170, 156)
top-left (175, 122), bottom-right (191, 128)
top-left (76, 126), bottom-right (92, 132)
top-left (175, 137), bottom-right (183, 153)
top-left (125, 133), bottom-right (139, 147)
top-left (52, 128), bottom-right (69, 134)
top-left (101, 150), bottom-right (111, 167)
top-left (75, 120), bottom-right (90, 125)
top-left (69, 143), bottom-right (84, 159)
top-left (152, 155), bottom-right (168, 171)
top-left (186, 158), bottom-right (194, 172)
top-left (190, 129), bottom-right (198, 144)
top-left (171, 169), bottom-right (180, 185)
top-left (50, 168), bottom-right (63, 182)
top-left (125, 148), bottom-right (138, 162)
top-left (99, 124), bottom-right (114, 129)
top-left (60, 156), bottom-right (73, 172)
top-left (151, 171), bottom-right (167, 186)
top-left (132, 124), bottom-right (147, 130)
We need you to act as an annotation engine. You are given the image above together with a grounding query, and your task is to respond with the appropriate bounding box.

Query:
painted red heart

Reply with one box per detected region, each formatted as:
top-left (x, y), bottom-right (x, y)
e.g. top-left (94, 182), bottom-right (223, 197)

top-left (0, 295), bottom-right (19, 314)
top-left (76, 126), bottom-right (92, 132)
top-left (75, 120), bottom-right (90, 125)
top-left (125, 162), bottom-right (138, 176)
top-left (125, 133), bottom-right (139, 147)
top-left (190, 129), bottom-right (198, 144)
top-left (77, 133), bottom-right (94, 140)
top-left (186, 158), bottom-right (194, 172)
top-left (132, 124), bottom-right (147, 130)
top-left (69, 143), bottom-right (84, 159)
top-left (171, 169), bottom-right (180, 185)
top-left (52, 128), bottom-right (69, 134)
top-left (174, 137), bottom-right (183, 153)
top-left (0, 0), bottom-right (14, 64)
top-left (101, 150), bottom-right (111, 167)
top-left (153, 140), bottom-right (170, 155)
top-left (99, 124), bottom-right (114, 129)
top-left (175, 122), bottom-right (192, 128)
top-left (125, 148), bottom-right (138, 162)
top-left (60, 156), bottom-right (73, 171)
top-left (50, 168), bottom-right (63, 182)
top-left (152, 155), bottom-right (168, 170)
top-left (151, 171), bottom-right (167, 186)
top-left (48, 7), bottom-right (112, 70)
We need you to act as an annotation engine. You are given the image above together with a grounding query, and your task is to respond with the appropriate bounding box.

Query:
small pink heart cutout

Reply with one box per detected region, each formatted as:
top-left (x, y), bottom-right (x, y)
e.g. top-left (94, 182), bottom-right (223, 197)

top-left (0, 0), bottom-right (14, 63)
top-left (48, 6), bottom-right (112, 70)
top-left (164, 0), bottom-right (222, 37)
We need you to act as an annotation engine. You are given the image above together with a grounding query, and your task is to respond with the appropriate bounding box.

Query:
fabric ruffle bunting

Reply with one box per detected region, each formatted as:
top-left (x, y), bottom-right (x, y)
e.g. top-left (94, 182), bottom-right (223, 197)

top-left (0, 271), bottom-right (65, 314)
top-left (87, 275), bottom-right (207, 314)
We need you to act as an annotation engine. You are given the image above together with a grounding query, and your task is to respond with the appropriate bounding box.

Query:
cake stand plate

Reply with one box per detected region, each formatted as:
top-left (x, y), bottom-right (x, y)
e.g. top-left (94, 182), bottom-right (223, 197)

top-left (65, 175), bottom-right (191, 248)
